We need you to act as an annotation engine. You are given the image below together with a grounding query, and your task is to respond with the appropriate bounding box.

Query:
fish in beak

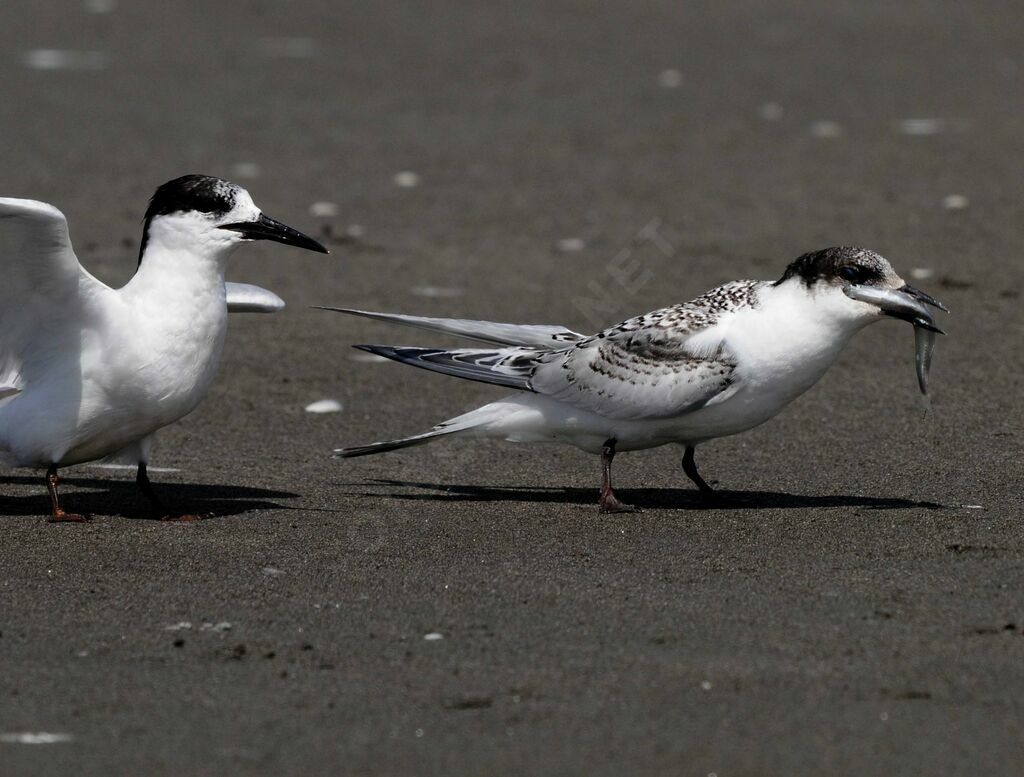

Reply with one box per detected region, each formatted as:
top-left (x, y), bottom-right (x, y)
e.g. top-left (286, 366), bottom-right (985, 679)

top-left (843, 283), bottom-right (947, 333)
top-left (843, 283), bottom-right (949, 395)
top-left (220, 213), bottom-right (329, 254)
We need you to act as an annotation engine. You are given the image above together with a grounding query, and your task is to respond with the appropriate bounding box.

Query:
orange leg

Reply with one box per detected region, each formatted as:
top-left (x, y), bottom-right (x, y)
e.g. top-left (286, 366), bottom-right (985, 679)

top-left (46, 465), bottom-right (89, 523)
top-left (598, 440), bottom-right (641, 513)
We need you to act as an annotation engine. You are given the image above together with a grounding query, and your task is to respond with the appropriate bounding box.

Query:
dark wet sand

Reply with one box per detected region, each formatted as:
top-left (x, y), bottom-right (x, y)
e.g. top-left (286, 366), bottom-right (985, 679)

top-left (2, 1), bottom-right (1023, 774)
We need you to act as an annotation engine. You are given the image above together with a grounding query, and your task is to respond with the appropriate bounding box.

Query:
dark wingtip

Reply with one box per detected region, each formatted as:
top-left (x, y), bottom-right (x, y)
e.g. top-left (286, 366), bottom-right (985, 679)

top-left (352, 344), bottom-right (392, 354)
top-left (351, 344), bottom-right (407, 363)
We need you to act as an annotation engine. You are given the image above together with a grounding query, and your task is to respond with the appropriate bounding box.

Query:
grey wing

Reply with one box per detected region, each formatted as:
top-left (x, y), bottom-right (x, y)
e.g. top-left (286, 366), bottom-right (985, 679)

top-left (353, 344), bottom-right (538, 389)
top-left (528, 298), bottom-right (749, 421)
top-left (316, 307), bottom-right (585, 347)
top-left (0, 198), bottom-right (103, 390)
top-left (343, 283), bottom-right (759, 420)
top-left (351, 323), bottom-right (736, 418)
top-left (226, 282), bottom-right (285, 313)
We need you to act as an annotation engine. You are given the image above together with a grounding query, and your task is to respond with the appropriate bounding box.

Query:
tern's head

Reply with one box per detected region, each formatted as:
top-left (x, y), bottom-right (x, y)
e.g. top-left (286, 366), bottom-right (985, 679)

top-left (776, 246), bottom-right (947, 333)
top-left (138, 174), bottom-right (327, 266)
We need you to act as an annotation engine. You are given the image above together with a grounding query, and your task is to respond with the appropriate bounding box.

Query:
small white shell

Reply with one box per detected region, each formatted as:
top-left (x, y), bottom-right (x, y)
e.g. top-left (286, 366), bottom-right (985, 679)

top-left (305, 399), bottom-right (343, 414)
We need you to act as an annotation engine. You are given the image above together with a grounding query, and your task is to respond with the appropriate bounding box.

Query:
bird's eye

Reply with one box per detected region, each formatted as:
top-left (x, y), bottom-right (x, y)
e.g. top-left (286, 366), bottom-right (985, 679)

top-left (839, 266), bottom-right (863, 283)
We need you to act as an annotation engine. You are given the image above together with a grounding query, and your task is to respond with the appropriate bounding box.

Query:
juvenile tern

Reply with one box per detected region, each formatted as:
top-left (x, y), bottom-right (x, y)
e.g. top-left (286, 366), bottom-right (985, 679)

top-left (325, 247), bottom-right (946, 512)
top-left (0, 174), bottom-right (327, 521)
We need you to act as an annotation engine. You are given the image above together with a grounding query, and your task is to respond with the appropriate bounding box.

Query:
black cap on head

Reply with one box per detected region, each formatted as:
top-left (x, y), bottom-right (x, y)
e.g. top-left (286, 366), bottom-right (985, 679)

top-left (138, 175), bottom-right (240, 265)
top-left (776, 246), bottom-right (887, 287)
top-left (144, 174), bottom-right (239, 221)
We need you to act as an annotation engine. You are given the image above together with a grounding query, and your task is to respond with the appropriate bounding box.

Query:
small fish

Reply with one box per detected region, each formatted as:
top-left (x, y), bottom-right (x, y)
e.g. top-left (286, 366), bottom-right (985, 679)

top-left (843, 281), bottom-right (947, 399)
top-left (914, 325), bottom-right (936, 396)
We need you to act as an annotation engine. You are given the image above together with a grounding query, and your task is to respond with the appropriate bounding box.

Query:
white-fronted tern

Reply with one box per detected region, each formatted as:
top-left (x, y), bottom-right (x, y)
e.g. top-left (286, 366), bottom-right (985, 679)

top-left (325, 247), bottom-right (946, 512)
top-left (0, 174), bottom-right (327, 521)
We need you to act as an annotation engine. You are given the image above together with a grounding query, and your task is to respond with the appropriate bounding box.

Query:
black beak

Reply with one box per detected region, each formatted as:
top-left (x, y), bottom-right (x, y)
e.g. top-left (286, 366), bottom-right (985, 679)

top-left (843, 283), bottom-right (948, 334)
top-left (220, 213), bottom-right (329, 254)
top-left (900, 283), bottom-right (949, 313)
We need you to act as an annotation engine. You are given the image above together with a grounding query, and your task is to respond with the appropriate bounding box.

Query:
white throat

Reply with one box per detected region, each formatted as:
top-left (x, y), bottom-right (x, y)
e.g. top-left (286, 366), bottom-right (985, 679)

top-left (138, 214), bottom-right (240, 279)
top-left (715, 279), bottom-right (876, 397)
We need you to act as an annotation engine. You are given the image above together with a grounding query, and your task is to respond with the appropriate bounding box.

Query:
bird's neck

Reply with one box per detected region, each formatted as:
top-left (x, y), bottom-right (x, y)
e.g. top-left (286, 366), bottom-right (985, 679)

top-left (117, 238), bottom-right (231, 405)
top-left (758, 278), bottom-right (871, 340)
top-left (126, 238), bottom-right (234, 306)
top-left (721, 280), bottom-right (871, 390)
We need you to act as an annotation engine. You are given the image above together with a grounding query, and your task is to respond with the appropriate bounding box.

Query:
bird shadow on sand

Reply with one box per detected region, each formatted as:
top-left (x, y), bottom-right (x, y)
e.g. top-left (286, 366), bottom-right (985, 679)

top-left (348, 479), bottom-right (944, 511)
top-left (0, 474), bottom-right (298, 520)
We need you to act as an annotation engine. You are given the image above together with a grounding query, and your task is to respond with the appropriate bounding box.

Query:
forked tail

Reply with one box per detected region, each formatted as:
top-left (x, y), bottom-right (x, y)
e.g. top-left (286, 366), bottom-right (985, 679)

top-left (334, 405), bottom-right (498, 458)
top-left (334, 426), bottom-right (454, 458)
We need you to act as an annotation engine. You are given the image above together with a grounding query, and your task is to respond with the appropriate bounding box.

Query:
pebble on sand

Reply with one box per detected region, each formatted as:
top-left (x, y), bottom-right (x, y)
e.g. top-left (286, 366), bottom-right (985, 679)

top-left (309, 202), bottom-right (339, 218)
top-left (942, 194), bottom-right (969, 210)
top-left (22, 50), bottom-right (109, 71)
top-left (411, 285), bottom-right (463, 298)
top-left (0, 733), bottom-right (74, 745)
top-left (393, 171), bottom-right (421, 189)
top-left (810, 120), bottom-right (843, 139)
top-left (899, 118), bottom-right (945, 136)
top-left (305, 399), bottom-right (343, 414)
top-left (423, 632), bottom-right (444, 641)
top-left (200, 622), bottom-right (232, 633)
top-left (557, 237), bottom-right (586, 252)
top-left (657, 69), bottom-right (684, 88)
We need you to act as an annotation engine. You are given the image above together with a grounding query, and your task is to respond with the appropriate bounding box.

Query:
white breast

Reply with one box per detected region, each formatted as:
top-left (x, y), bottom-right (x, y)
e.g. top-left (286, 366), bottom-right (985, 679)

top-left (1, 249), bottom-right (229, 467)
top-left (543, 282), bottom-right (868, 451)
top-left (660, 281), bottom-right (867, 442)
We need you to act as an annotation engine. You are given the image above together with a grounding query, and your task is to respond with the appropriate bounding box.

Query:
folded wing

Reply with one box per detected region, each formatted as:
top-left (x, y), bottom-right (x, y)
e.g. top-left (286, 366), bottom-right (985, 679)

top-left (341, 282), bottom-right (764, 422)
top-left (353, 344), bottom-right (537, 389)
top-left (317, 307), bottom-right (584, 347)
top-left (528, 325), bottom-right (737, 421)
top-left (530, 282), bottom-right (764, 419)
top-left (226, 282), bottom-right (285, 313)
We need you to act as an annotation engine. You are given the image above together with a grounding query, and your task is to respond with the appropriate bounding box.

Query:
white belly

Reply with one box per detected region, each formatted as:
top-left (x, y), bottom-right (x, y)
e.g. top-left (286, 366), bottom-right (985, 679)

top-left (0, 293), bottom-right (227, 468)
top-left (467, 332), bottom-right (849, 455)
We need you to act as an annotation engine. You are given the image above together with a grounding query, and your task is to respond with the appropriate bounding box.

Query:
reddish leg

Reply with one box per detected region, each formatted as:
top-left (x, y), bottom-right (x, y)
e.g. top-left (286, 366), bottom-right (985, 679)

top-left (46, 465), bottom-right (89, 523)
top-left (598, 439), bottom-right (641, 513)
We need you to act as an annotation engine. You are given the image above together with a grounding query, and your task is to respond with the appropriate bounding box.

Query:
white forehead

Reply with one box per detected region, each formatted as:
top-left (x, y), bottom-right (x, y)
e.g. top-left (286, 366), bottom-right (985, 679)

top-left (223, 187), bottom-right (260, 221)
